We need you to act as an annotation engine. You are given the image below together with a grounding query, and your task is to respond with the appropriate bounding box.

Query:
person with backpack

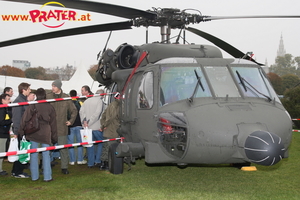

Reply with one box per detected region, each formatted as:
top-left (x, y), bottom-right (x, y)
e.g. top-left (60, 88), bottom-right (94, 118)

top-left (19, 88), bottom-right (57, 182)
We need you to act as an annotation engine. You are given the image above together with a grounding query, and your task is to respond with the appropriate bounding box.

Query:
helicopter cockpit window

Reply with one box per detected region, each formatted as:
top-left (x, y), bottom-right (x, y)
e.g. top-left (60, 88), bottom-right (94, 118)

top-left (160, 66), bottom-right (211, 106)
top-left (232, 66), bottom-right (280, 102)
top-left (205, 66), bottom-right (241, 97)
top-left (137, 71), bottom-right (154, 109)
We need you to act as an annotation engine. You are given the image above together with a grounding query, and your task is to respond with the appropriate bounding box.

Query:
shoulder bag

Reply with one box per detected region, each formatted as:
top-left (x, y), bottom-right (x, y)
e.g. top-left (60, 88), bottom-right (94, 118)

top-left (24, 104), bottom-right (40, 135)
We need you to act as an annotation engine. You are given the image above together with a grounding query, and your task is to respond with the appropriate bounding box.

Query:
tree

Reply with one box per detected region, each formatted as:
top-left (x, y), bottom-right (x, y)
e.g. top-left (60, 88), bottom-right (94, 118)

top-left (24, 66), bottom-right (58, 80)
top-left (0, 65), bottom-right (25, 77)
top-left (295, 56), bottom-right (300, 69)
top-left (47, 73), bottom-right (59, 80)
top-left (88, 64), bottom-right (98, 81)
top-left (281, 74), bottom-right (300, 93)
top-left (59, 64), bottom-right (75, 80)
top-left (281, 87), bottom-right (300, 128)
top-left (25, 67), bottom-right (44, 79)
top-left (267, 72), bottom-right (284, 94)
top-left (270, 54), bottom-right (297, 76)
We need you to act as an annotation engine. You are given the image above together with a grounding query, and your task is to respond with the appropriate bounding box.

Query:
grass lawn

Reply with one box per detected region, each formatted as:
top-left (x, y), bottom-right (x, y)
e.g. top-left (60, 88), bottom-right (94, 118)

top-left (0, 133), bottom-right (299, 200)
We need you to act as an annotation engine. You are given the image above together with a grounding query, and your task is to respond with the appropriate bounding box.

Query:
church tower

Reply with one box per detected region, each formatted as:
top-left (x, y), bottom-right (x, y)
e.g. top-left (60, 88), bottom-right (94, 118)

top-left (277, 34), bottom-right (286, 57)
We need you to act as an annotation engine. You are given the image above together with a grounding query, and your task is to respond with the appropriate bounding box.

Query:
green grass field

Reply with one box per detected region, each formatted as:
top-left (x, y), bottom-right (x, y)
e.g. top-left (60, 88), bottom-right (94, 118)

top-left (1, 133), bottom-right (300, 200)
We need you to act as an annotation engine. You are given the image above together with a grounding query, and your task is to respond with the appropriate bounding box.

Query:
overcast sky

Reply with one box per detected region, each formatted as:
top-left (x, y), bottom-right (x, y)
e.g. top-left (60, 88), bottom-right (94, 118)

top-left (0, 0), bottom-right (300, 69)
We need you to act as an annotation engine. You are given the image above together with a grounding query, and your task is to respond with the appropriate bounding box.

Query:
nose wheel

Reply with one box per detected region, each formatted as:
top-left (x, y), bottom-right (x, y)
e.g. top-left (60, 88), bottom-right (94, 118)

top-left (230, 162), bottom-right (251, 169)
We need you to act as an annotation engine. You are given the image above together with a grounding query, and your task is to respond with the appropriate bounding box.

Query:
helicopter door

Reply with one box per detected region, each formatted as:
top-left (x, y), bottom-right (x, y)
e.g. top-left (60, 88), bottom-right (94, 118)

top-left (119, 74), bottom-right (136, 142)
top-left (133, 71), bottom-right (155, 142)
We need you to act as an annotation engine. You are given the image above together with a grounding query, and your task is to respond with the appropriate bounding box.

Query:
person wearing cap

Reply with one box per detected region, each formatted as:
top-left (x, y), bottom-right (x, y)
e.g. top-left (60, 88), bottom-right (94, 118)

top-left (46, 79), bottom-right (77, 175)
top-left (99, 93), bottom-right (121, 170)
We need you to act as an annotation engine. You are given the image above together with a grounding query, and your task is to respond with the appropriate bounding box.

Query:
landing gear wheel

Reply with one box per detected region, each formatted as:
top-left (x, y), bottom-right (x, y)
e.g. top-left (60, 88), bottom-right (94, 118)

top-left (108, 143), bottom-right (124, 174)
top-left (231, 162), bottom-right (251, 169)
top-left (177, 163), bottom-right (188, 169)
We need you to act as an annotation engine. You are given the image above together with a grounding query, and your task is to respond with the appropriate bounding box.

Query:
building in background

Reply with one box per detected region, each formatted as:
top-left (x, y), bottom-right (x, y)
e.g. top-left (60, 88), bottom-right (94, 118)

top-left (12, 60), bottom-right (31, 70)
top-left (277, 34), bottom-right (286, 58)
top-left (45, 64), bottom-right (76, 81)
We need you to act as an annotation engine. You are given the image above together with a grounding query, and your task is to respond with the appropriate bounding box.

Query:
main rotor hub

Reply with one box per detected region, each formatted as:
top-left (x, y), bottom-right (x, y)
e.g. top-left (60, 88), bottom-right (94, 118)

top-left (133, 8), bottom-right (203, 28)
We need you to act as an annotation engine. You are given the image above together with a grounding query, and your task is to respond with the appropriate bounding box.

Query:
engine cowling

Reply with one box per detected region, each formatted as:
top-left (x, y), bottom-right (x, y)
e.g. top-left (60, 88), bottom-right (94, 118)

top-left (95, 44), bottom-right (139, 86)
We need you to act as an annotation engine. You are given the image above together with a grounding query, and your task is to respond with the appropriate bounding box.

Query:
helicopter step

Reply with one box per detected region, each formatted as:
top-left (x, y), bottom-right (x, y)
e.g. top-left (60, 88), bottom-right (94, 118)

top-left (116, 142), bottom-right (145, 158)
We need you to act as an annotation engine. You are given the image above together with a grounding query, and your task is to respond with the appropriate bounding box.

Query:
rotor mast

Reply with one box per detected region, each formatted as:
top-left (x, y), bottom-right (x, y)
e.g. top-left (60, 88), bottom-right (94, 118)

top-left (160, 25), bottom-right (171, 43)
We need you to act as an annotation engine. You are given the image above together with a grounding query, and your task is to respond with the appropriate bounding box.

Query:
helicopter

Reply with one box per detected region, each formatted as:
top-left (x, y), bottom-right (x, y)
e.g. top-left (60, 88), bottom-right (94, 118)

top-left (0, 0), bottom-right (298, 174)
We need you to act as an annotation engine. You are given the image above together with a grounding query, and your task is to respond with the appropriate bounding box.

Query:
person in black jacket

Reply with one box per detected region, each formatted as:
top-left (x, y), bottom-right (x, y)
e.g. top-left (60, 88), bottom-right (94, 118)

top-left (3, 86), bottom-right (14, 155)
top-left (67, 90), bottom-right (86, 165)
top-left (0, 93), bottom-right (12, 176)
top-left (11, 82), bottom-right (31, 178)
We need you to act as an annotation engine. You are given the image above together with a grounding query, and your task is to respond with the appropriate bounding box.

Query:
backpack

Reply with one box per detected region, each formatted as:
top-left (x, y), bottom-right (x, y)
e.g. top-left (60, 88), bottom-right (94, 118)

top-left (23, 105), bottom-right (40, 135)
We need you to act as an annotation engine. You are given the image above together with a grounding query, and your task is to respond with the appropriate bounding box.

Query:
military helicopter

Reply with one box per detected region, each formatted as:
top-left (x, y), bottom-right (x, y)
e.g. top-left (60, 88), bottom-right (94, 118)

top-left (0, 0), bottom-right (298, 174)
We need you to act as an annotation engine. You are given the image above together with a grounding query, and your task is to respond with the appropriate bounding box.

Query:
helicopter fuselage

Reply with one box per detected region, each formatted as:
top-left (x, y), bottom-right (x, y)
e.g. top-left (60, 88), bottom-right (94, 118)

top-left (114, 56), bottom-right (292, 167)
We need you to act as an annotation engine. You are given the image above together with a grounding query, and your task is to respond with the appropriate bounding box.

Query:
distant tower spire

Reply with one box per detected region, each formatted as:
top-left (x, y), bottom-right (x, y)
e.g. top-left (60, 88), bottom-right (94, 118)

top-left (277, 34), bottom-right (286, 57)
top-left (264, 58), bottom-right (268, 67)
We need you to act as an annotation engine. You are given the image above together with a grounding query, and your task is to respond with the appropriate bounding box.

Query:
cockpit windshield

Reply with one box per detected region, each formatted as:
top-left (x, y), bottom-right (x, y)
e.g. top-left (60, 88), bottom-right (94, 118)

top-left (205, 66), bottom-right (241, 97)
top-left (160, 66), bottom-right (211, 105)
top-left (232, 66), bottom-right (278, 101)
top-left (160, 64), bottom-right (280, 106)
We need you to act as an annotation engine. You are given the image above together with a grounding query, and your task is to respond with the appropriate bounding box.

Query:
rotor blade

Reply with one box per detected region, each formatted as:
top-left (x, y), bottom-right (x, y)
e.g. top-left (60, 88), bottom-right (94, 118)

top-left (202, 15), bottom-right (300, 22)
top-left (186, 27), bottom-right (263, 65)
top-left (2, 0), bottom-right (156, 20)
top-left (0, 21), bottom-right (133, 48)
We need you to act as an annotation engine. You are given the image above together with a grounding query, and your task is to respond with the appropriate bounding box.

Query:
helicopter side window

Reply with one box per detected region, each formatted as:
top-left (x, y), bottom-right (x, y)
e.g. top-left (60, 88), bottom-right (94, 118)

top-left (137, 71), bottom-right (153, 109)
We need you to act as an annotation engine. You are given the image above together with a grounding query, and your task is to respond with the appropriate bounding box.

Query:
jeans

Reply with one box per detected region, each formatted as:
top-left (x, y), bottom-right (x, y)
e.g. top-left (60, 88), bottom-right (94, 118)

top-left (30, 141), bottom-right (52, 181)
top-left (50, 143), bottom-right (60, 162)
top-left (87, 130), bottom-right (103, 167)
top-left (0, 138), bottom-right (6, 172)
top-left (68, 126), bottom-right (83, 162)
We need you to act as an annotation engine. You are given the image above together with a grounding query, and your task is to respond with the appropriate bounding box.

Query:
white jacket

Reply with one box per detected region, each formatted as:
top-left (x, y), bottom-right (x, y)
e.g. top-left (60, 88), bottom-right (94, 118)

top-left (79, 96), bottom-right (104, 130)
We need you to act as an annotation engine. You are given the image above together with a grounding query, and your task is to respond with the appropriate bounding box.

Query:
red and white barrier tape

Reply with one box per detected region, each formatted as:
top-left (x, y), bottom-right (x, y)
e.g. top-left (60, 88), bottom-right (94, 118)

top-left (0, 137), bottom-right (124, 157)
top-left (0, 93), bottom-right (115, 108)
top-left (292, 118), bottom-right (300, 132)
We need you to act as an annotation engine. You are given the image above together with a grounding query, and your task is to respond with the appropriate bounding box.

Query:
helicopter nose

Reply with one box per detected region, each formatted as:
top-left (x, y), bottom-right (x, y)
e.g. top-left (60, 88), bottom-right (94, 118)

top-left (244, 131), bottom-right (285, 166)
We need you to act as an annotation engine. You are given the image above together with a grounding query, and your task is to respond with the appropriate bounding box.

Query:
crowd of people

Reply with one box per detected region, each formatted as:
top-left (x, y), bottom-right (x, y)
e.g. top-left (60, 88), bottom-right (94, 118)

top-left (0, 80), bottom-right (120, 182)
